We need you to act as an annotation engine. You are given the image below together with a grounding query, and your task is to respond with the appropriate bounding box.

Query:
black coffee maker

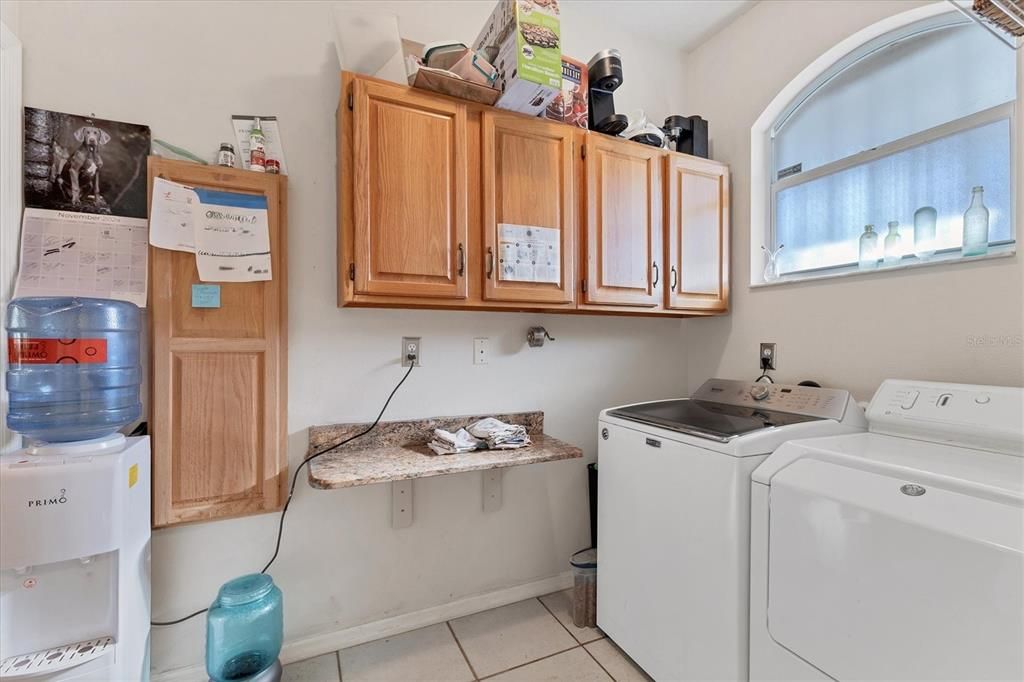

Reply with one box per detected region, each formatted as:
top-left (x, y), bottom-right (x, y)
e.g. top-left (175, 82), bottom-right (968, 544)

top-left (588, 49), bottom-right (628, 136)
top-left (663, 115), bottom-right (709, 159)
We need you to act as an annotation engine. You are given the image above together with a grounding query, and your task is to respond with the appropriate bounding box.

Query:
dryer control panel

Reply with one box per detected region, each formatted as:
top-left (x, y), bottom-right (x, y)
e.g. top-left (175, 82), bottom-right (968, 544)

top-left (868, 380), bottom-right (1023, 456)
top-left (691, 379), bottom-right (851, 420)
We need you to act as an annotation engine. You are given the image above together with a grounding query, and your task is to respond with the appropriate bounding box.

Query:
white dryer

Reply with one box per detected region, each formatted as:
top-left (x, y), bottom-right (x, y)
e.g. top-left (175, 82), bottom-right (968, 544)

top-left (749, 380), bottom-right (1024, 681)
top-left (598, 379), bottom-right (866, 681)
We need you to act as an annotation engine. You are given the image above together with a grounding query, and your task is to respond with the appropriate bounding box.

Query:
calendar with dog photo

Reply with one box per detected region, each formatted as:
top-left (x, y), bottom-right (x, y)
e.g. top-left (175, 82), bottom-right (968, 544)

top-left (24, 107), bottom-right (151, 219)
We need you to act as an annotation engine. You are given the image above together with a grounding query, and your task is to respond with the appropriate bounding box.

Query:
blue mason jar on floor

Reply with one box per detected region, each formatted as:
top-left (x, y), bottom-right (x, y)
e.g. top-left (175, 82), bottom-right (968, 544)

top-left (206, 574), bottom-right (283, 682)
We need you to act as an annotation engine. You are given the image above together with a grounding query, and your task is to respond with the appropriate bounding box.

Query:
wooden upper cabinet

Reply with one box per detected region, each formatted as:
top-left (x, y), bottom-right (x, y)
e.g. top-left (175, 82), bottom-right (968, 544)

top-left (148, 158), bottom-right (287, 527)
top-left (481, 112), bottom-right (575, 305)
top-left (338, 73), bottom-right (729, 317)
top-left (582, 135), bottom-right (663, 307)
top-left (665, 154), bottom-right (730, 311)
top-left (352, 78), bottom-right (469, 299)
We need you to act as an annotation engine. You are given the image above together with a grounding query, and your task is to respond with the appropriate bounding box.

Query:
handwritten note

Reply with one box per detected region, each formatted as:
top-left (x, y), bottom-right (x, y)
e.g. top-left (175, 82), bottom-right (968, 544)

top-left (149, 177), bottom-right (197, 252)
top-left (192, 187), bottom-right (272, 282)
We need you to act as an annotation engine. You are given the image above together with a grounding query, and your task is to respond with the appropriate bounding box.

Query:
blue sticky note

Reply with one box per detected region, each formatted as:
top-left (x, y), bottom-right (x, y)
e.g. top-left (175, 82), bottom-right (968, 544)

top-left (191, 284), bottom-right (221, 308)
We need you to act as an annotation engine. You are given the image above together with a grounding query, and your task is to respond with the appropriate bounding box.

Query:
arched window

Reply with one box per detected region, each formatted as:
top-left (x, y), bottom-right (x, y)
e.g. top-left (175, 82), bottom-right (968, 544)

top-left (760, 11), bottom-right (1017, 282)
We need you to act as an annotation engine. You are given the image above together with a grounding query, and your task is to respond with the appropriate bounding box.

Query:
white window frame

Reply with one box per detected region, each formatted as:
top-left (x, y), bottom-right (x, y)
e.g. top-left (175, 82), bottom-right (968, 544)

top-left (750, 3), bottom-right (1023, 287)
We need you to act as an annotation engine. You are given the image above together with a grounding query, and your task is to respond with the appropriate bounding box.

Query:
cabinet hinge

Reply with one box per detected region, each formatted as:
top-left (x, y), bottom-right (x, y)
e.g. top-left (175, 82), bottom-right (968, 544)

top-left (580, 144), bottom-right (586, 160)
top-left (347, 92), bottom-right (354, 111)
top-left (348, 262), bottom-right (355, 281)
top-left (581, 279), bottom-right (588, 293)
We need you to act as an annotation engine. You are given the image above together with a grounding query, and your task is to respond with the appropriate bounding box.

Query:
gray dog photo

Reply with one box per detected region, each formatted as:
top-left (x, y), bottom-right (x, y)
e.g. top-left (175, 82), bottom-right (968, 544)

top-left (24, 108), bottom-right (151, 219)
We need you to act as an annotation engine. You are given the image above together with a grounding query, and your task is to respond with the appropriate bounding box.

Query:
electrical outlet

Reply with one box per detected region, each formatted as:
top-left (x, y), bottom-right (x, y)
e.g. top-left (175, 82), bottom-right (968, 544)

top-left (402, 337), bottom-right (421, 367)
top-left (474, 337), bottom-right (489, 365)
top-left (760, 342), bottom-right (777, 370)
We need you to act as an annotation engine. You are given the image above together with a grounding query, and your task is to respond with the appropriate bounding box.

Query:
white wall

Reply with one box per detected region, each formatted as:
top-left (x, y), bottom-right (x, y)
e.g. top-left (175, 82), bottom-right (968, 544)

top-left (10, 0), bottom-right (690, 673)
top-left (679, 0), bottom-right (1024, 400)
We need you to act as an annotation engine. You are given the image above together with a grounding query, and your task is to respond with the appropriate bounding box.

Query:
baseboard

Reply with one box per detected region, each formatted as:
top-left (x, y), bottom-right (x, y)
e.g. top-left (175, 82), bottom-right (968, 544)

top-left (153, 571), bottom-right (573, 681)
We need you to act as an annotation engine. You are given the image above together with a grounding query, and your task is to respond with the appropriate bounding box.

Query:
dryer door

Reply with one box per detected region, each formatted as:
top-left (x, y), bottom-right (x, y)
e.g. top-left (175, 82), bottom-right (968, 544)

top-left (767, 458), bottom-right (1023, 681)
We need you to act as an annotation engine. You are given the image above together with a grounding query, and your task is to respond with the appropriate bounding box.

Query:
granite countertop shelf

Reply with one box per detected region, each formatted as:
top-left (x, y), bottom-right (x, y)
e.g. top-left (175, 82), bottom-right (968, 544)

top-left (307, 411), bottom-right (582, 489)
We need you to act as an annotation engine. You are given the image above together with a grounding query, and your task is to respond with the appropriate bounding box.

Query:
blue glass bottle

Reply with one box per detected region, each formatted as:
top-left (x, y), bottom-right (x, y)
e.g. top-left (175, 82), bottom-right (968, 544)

top-left (206, 574), bottom-right (283, 682)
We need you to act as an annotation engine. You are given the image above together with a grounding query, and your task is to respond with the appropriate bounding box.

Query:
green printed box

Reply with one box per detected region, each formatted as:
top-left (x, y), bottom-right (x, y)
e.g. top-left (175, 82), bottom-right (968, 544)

top-left (473, 0), bottom-right (562, 116)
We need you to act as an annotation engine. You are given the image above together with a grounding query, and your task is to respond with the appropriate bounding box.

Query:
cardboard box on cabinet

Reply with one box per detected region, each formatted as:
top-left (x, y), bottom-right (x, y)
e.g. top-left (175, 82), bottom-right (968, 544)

top-left (473, 0), bottom-right (562, 116)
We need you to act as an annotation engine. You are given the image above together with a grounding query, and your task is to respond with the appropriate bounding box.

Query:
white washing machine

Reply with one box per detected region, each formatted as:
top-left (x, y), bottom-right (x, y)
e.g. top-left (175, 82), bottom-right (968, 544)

top-left (749, 380), bottom-right (1024, 681)
top-left (598, 378), bottom-right (866, 681)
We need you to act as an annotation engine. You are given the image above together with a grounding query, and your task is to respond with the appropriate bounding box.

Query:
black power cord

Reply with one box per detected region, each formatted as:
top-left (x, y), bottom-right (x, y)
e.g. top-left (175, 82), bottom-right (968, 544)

top-left (152, 362), bottom-right (416, 627)
top-left (754, 356), bottom-right (774, 383)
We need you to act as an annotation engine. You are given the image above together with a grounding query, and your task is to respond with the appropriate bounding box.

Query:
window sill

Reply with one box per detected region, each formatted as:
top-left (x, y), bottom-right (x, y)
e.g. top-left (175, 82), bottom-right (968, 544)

top-left (750, 244), bottom-right (1016, 289)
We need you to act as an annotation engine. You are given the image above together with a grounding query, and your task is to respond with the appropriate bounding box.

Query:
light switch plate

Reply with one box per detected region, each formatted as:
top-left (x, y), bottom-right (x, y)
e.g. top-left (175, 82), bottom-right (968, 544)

top-left (474, 337), bottom-right (489, 365)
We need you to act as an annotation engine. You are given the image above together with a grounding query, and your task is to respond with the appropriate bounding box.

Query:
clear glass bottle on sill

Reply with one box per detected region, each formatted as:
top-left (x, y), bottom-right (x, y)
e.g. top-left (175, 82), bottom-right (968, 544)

top-left (762, 244), bottom-right (783, 282)
top-left (962, 186), bottom-right (989, 257)
top-left (913, 206), bottom-right (938, 261)
top-left (858, 224), bottom-right (880, 270)
top-left (884, 221), bottom-right (902, 266)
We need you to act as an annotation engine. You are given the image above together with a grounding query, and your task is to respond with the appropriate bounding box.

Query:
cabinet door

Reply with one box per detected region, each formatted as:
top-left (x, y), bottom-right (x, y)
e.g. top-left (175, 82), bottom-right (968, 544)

top-left (583, 136), bottom-right (663, 307)
top-left (481, 112), bottom-right (575, 305)
top-left (149, 158), bottom-right (287, 527)
top-left (352, 79), bottom-right (469, 299)
top-left (666, 155), bottom-right (729, 311)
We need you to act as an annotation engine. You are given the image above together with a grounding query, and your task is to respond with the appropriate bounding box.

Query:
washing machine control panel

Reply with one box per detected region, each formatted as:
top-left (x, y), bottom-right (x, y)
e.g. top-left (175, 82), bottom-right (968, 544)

top-left (868, 380), bottom-right (1023, 455)
top-left (692, 379), bottom-right (850, 420)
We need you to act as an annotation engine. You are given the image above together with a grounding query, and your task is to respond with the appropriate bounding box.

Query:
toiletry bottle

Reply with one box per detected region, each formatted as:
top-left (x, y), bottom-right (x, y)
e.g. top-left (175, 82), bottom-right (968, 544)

top-left (249, 118), bottom-right (266, 173)
top-left (962, 186), bottom-right (989, 257)
top-left (858, 224), bottom-right (879, 270)
top-left (884, 221), bottom-right (902, 266)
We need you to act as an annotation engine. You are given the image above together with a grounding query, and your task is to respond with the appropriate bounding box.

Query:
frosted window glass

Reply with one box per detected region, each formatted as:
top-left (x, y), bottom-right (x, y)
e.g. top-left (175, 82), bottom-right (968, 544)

top-left (775, 22), bottom-right (1015, 175)
top-left (775, 119), bottom-right (1011, 275)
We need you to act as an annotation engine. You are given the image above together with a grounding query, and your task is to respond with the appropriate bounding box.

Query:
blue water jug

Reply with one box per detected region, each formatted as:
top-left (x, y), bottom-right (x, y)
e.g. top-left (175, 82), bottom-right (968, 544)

top-left (207, 574), bottom-right (284, 682)
top-left (5, 297), bottom-right (142, 443)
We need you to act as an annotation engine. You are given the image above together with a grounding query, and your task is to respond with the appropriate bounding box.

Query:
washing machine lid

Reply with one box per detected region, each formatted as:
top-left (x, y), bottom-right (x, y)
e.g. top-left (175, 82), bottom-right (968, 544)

top-left (606, 378), bottom-right (856, 443)
top-left (606, 398), bottom-right (820, 442)
top-left (766, 451), bottom-right (1024, 681)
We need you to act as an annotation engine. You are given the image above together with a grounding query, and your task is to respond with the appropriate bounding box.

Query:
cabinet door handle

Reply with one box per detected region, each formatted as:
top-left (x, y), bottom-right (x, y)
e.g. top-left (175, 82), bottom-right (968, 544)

top-left (457, 243), bottom-right (465, 276)
top-left (486, 247), bottom-right (495, 279)
top-left (671, 266), bottom-right (678, 291)
top-left (652, 261), bottom-right (659, 287)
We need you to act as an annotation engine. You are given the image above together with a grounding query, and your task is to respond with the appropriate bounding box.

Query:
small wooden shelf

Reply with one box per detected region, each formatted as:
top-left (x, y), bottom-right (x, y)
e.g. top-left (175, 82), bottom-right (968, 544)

top-left (307, 411), bottom-right (582, 490)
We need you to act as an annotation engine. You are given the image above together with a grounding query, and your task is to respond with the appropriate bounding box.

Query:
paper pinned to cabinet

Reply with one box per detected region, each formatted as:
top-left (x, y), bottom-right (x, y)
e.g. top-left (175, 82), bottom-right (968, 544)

top-left (149, 176), bottom-right (197, 252)
top-left (149, 178), bottom-right (272, 282)
top-left (191, 187), bottom-right (272, 282)
top-left (497, 223), bottom-right (560, 284)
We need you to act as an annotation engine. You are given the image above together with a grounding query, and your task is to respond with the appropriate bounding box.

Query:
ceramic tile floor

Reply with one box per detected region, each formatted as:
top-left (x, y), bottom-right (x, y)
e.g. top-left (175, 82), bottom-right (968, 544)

top-left (281, 590), bottom-right (651, 681)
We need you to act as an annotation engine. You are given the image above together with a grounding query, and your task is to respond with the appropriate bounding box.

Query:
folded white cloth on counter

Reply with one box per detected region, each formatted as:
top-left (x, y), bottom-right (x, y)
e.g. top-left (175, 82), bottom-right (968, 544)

top-left (428, 428), bottom-right (483, 455)
top-left (426, 419), bottom-right (532, 455)
top-left (467, 418), bottom-right (532, 450)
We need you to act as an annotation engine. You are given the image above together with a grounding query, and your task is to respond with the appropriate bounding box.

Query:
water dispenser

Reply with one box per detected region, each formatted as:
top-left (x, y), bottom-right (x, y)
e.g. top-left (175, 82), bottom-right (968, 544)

top-left (0, 297), bottom-right (150, 680)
